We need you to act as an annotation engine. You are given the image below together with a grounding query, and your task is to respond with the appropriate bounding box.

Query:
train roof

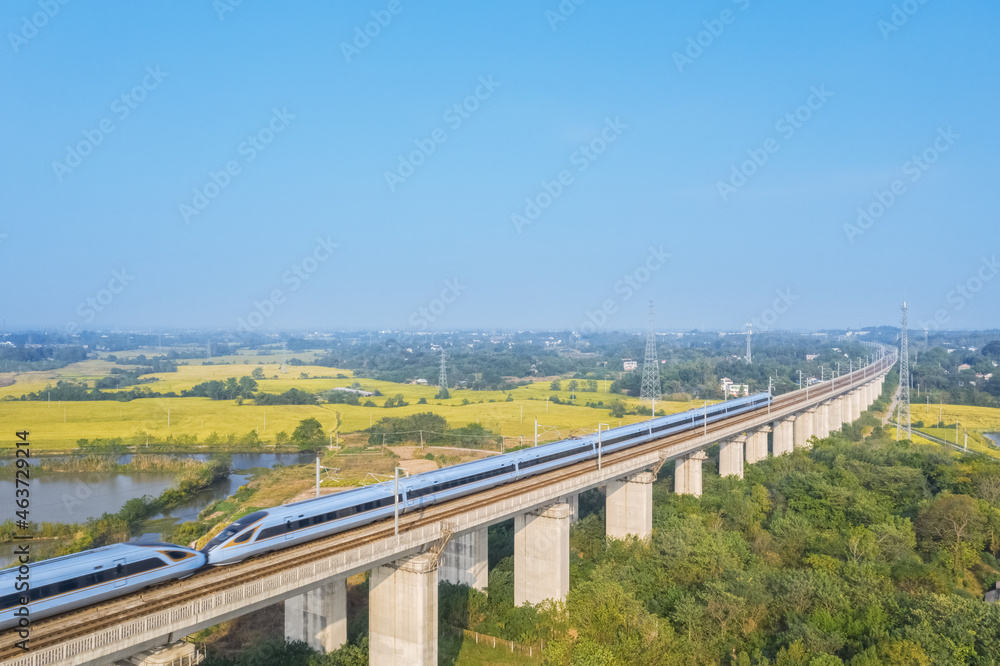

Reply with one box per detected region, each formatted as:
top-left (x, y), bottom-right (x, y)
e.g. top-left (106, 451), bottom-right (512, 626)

top-left (0, 542), bottom-right (199, 578)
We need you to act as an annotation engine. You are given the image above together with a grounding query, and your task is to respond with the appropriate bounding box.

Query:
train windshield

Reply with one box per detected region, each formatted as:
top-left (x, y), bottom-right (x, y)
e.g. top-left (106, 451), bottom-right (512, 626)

top-left (202, 511), bottom-right (269, 551)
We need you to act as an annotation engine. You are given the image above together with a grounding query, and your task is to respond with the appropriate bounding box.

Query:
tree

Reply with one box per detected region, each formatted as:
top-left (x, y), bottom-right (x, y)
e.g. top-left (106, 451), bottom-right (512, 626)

top-left (586, 378), bottom-right (598, 392)
top-left (982, 340), bottom-right (1000, 362)
top-left (251, 366), bottom-right (265, 380)
top-left (568, 380), bottom-right (578, 396)
top-left (237, 375), bottom-right (258, 398)
top-left (435, 388), bottom-right (450, 399)
top-left (550, 379), bottom-right (561, 391)
top-left (977, 472), bottom-right (1000, 505)
top-left (291, 418), bottom-right (325, 451)
top-left (609, 398), bottom-right (627, 418)
top-left (915, 493), bottom-right (986, 573)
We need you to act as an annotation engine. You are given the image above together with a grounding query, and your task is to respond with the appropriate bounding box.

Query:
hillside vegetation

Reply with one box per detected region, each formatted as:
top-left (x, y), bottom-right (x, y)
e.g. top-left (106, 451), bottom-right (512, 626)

top-left (445, 429), bottom-right (1000, 665)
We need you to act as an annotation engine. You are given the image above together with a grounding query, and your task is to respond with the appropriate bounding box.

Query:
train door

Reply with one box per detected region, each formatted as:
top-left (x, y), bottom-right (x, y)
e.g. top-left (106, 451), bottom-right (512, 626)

top-left (113, 558), bottom-right (127, 587)
top-left (286, 514), bottom-right (304, 540)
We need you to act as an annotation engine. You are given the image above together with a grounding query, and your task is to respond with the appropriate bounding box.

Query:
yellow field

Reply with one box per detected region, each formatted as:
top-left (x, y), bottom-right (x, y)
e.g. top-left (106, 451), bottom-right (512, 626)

top-left (890, 402), bottom-right (1000, 457)
top-left (0, 397), bottom-right (701, 451)
top-left (0, 356), bottom-right (709, 451)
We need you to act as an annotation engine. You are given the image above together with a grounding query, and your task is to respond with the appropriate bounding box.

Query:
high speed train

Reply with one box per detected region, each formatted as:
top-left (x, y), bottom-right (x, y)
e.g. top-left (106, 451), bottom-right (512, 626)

top-left (0, 392), bottom-right (770, 625)
top-left (0, 543), bottom-right (205, 630)
top-left (202, 392), bottom-right (771, 564)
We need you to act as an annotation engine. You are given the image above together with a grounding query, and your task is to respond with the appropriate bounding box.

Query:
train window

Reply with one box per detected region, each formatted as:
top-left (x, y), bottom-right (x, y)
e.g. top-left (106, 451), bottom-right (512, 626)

top-left (163, 550), bottom-right (193, 560)
top-left (257, 526), bottom-right (284, 540)
top-left (116, 558), bottom-right (164, 578)
top-left (233, 530), bottom-right (254, 544)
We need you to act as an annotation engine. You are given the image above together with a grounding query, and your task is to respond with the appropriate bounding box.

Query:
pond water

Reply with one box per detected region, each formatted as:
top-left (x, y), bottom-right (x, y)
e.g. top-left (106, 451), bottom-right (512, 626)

top-left (0, 452), bottom-right (314, 524)
top-left (985, 433), bottom-right (1000, 448)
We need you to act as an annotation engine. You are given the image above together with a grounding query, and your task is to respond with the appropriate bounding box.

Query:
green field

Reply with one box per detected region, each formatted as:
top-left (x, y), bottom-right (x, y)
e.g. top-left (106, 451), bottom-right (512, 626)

top-left (0, 356), bottom-right (706, 451)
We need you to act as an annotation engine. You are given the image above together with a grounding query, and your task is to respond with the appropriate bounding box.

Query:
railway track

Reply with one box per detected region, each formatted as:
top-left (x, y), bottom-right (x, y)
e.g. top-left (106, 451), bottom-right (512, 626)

top-left (0, 360), bottom-right (890, 661)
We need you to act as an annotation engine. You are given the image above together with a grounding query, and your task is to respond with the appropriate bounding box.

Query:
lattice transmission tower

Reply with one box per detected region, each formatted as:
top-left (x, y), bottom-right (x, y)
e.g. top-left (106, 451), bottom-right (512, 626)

top-left (897, 301), bottom-right (911, 441)
top-left (745, 322), bottom-right (752, 364)
top-left (640, 301), bottom-right (661, 412)
top-left (439, 348), bottom-right (447, 389)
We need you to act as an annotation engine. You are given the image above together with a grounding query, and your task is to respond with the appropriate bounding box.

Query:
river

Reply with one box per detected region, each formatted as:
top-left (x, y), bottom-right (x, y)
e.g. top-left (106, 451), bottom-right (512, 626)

top-left (0, 452), bottom-right (316, 524)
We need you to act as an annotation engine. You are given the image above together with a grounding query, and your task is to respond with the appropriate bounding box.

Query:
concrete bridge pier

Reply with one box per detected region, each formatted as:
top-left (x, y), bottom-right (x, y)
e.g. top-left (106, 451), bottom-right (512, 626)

top-left (674, 450), bottom-right (708, 496)
top-left (439, 527), bottom-right (488, 592)
top-left (772, 418), bottom-right (795, 456)
top-left (606, 472), bottom-right (655, 541)
top-left (793, 411), bottom-right (812, 449)
top-left (514, 503), bottom-right (571, 606)
top-left (369, 552), bottom-right (439, 665)
top-left (719, 435), bottom-right (746, 478)
top-left (285, 578), bottom-right (347, 653)
top-left (830, 398), bottom-right (843, 433)
top-left (745, 428), bottom-right (769, 463)
top-left (815, 402), bottom-right (830, 439)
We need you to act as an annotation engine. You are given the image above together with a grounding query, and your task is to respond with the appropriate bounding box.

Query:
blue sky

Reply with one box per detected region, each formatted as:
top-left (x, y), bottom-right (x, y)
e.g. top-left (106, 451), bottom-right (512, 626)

top-left (1, 0), bottom-right (997, 334)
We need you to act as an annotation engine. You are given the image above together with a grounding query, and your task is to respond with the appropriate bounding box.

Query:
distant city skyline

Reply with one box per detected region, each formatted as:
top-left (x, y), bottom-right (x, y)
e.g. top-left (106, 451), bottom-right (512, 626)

top-left (2, 2), bottom-right (997, 333)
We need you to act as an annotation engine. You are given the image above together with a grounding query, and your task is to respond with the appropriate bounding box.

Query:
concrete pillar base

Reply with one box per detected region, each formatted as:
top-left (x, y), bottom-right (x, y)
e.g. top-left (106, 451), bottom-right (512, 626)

top-left (439, 527), bottom-right (488, 592)
top-left (772, 418), bottom-right (794, 456)
top-left (793, 411), bottom-right (812, 449)
top-left (285, 578), bottom-right (347, 653)
top-left (674, 450), bottom-right (708, 497)
top-left (606, 472), bottom-right (654, 541)
top-left (746, 429), bottom-right (769, 463)
top-left (514, 503), bottom-right (571, 606)
top-left (815, 403), bottom-right (830, 439)
top-left (370, 552), bottom-right (438, 666)
top-left (830, 398), bottom-right (843, 433)
top-left (719, 436), bottom-right (745, 478)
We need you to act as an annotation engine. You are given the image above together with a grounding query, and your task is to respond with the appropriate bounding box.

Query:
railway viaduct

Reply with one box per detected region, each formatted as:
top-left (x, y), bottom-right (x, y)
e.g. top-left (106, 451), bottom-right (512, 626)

top-left (0, 352), bottom-right (895, 666)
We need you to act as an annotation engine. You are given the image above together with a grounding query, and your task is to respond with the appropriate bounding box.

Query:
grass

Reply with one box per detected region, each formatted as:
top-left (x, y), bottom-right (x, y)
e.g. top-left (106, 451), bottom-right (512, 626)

top-left (441, 631), bottom-right (542, 665)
